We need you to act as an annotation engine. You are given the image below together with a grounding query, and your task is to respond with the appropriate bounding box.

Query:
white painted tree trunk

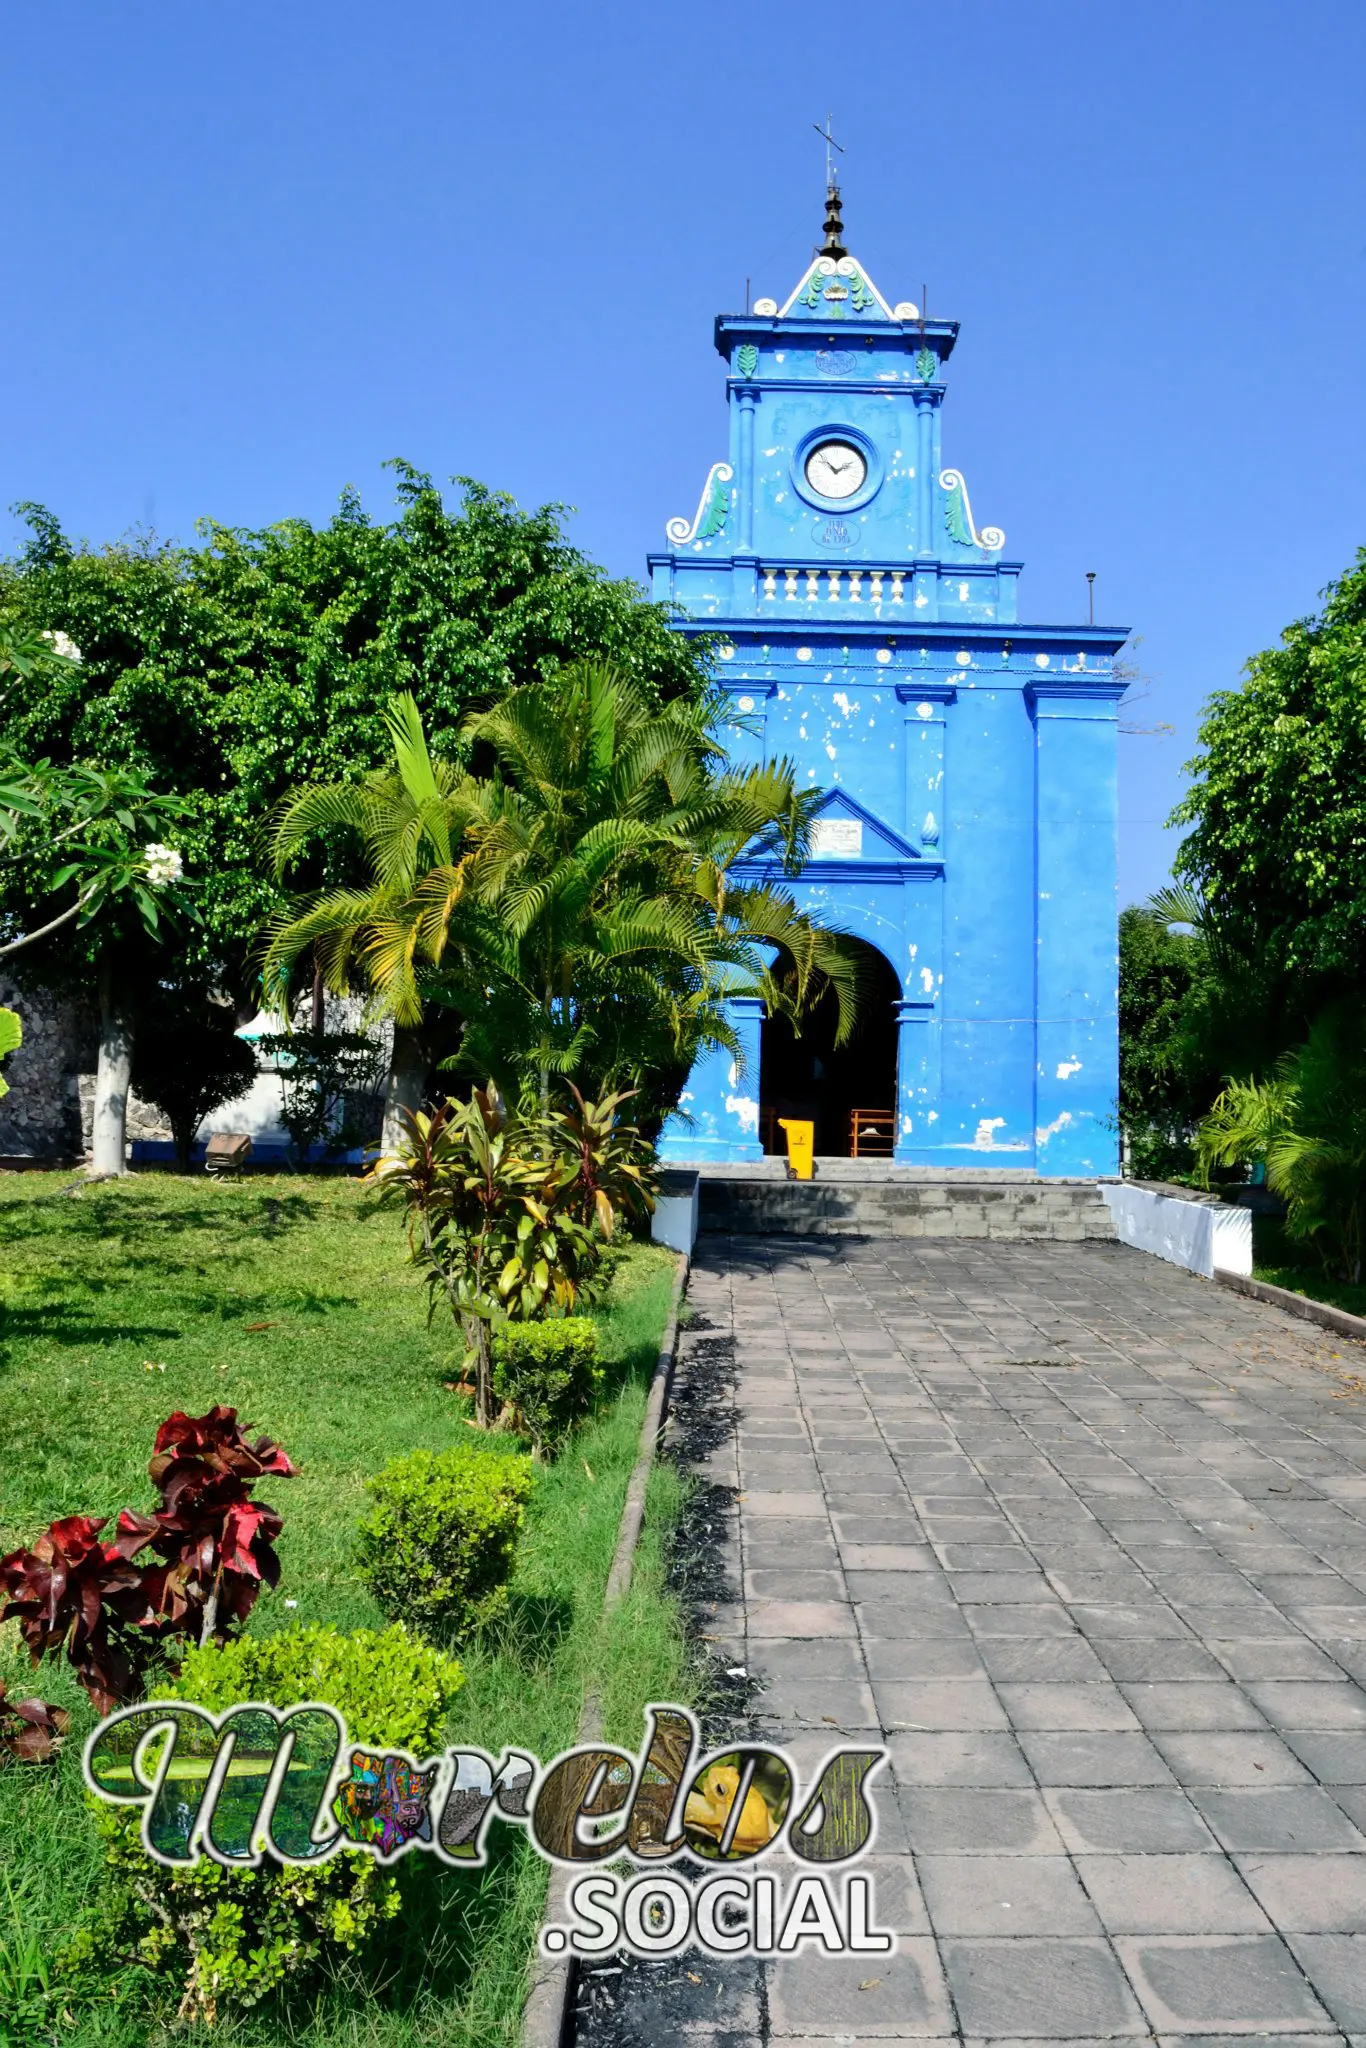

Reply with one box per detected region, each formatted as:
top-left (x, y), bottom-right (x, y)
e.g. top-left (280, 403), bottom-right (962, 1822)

top-left (92, 973), bottom-right (134, 1175)
top-left (379, 1024), bottom-right (427, 1153)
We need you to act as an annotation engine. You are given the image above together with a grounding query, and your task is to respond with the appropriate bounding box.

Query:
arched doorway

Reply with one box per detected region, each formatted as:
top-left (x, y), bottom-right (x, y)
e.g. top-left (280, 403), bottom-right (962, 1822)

top-left (759, 938), bottom-right (901, 1159)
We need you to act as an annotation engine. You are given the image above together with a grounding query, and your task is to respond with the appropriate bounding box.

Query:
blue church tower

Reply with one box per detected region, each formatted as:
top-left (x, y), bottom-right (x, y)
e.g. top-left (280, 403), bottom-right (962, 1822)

top-left (653, 188), bottom-right (1129, 1179)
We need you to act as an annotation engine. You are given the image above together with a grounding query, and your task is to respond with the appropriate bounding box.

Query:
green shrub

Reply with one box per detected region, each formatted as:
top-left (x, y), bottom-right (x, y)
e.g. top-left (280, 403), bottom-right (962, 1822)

top-left (72, 1624), bottom-right (462, 2020)
top-left (356, 1445), bottom-right (533, 1644)
top-left (493, 1315), bottom-right (602, 1458)
top-left (173, 1620), bottom-right (463, 1753)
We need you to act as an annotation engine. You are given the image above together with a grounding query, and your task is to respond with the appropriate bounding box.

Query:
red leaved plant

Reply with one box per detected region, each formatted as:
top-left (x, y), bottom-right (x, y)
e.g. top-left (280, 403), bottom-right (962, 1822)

top-left (0, 1679), bottom-right (70, 1763)
top-left (135, 1407), bottom-right (298, 1645)
top-left (0, 1408), bottom-right (296, 1712)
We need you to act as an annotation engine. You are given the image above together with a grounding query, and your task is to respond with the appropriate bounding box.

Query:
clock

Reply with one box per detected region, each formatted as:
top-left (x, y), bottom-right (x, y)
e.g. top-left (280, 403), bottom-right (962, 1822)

top-left (803, 440), bottom-right (867, 500)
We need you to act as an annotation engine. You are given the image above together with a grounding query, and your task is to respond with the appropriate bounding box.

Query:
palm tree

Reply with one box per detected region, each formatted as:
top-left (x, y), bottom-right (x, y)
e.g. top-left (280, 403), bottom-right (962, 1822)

top-left (263, 663), bottom-right (862, 1132)
top-left (1197, 1003), bottom-right (1366, 1283)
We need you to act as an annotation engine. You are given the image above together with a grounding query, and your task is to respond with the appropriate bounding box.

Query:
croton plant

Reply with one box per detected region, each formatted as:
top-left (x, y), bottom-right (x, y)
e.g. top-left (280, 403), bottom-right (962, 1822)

top-left (0, 1407), bottom-right (296, 1718)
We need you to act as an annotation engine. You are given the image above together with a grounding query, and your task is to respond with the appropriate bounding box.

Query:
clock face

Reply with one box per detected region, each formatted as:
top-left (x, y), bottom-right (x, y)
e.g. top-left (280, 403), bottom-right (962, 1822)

top-left (804, 440), bottom-right (867, 500)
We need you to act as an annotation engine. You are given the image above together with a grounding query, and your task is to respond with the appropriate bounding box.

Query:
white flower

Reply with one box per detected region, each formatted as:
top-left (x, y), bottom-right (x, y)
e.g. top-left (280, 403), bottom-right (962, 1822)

top-left (41, 629), bottom-right (82, 662)
top-left (143, 842), bottom-right (184, 889)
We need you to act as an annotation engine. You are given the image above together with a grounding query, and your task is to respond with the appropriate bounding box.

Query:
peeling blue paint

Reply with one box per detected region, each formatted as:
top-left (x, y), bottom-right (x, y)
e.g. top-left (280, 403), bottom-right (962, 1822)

top-left (653, 238), bottom-right (1128, 1174)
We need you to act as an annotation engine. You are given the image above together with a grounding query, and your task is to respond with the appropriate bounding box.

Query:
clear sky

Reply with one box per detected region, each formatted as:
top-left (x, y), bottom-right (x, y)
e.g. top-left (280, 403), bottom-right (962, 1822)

top-left (4, 1), bottom-right (1362, 903)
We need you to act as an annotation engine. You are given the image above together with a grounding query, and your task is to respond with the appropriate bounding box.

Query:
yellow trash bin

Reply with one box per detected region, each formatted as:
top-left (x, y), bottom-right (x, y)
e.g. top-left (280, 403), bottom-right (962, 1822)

top-left (778, 1118), bottom-right (815, 1181)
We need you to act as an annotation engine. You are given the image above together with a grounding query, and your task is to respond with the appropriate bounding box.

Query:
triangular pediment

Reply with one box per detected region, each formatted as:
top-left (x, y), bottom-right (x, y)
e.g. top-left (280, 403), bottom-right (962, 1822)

top-left (777, 253), bottom-right (899, 321)
top-left (805, 787), bottom-right (918, 862)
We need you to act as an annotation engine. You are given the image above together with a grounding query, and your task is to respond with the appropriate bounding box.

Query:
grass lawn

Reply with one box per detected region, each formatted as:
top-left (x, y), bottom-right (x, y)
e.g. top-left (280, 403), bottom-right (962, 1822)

top-left (1252, 1215), bottom-right (1366, 1321)
top-left (0, 1170), bottom-right (686, 2046)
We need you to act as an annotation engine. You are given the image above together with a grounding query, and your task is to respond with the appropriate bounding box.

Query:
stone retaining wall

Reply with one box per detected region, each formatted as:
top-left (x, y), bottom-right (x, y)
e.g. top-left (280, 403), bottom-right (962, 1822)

top-left (0, 975), bottom-right (90, 1160)
top-left (698, 1174), bottom-right (1116, 1240)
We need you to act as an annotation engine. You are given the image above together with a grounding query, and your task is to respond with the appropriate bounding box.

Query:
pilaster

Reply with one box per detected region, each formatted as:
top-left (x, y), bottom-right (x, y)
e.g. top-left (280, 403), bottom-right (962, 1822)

top-left (1029, 680), bottom-right (1125, 1176)
top-left (656, 995), bottom-right (765, 1164)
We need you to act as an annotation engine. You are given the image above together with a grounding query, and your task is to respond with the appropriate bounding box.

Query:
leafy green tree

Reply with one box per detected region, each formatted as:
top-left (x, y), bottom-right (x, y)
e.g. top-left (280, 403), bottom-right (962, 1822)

top-left (1117, 904), bottom-right (1218, 1178)
top-left (263, 667), bottom-right (863, 1131)
top-left (1172, 551), bottom-right (1366, 1038)
top-left (0, 475), bottom-right (715, 1150)
top-left (1197, 1003), bottom-right (1366, 1282)
top-left (131, 995), bottom-right (259, 1171)
top-left (1, 624), bottom-right (197, 1169)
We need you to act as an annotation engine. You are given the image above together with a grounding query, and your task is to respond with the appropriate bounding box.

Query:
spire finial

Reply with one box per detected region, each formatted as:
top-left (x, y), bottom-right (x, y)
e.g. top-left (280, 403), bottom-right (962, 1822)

top-left (812, 114), bottom-right (846, 256)
top-left (821, 182), bottom-right (847, 259)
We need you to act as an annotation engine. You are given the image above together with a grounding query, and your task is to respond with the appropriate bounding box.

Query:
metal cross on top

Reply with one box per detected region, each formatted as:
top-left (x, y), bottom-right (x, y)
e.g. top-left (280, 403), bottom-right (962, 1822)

top-left (813, 112), bottom-right (844, 192)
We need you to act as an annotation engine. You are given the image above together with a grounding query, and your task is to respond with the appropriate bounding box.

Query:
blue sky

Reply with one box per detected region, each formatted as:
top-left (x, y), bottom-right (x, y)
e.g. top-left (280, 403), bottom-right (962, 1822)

top-left (4, 1), bottom-right (1362, 903)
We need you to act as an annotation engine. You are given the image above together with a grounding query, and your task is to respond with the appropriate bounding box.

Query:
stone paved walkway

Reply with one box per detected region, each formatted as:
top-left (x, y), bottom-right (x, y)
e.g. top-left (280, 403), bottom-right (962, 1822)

top-left (679, 1233), bottom-right (1366, 2045)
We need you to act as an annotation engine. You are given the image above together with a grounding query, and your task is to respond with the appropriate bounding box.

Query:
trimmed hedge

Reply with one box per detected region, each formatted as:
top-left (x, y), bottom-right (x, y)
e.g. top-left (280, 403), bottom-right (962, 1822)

top-left (493, 1315), bottom-right (601, 1458)
top-left (74, 1624), bottom-right (463, 2018)
top-left (356, 1443), bottom-right (534, 1644)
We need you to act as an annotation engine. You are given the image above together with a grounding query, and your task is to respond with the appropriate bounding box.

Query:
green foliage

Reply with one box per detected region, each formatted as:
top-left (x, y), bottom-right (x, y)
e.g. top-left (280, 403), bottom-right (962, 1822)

top-left (1197, 1002), bottom-right (1366, 1283)
top-left (366, 1086), bottom-right (651, 1424)
top-left (0, 1007), bottom-right (19, 1100)
top-left (73, 1624), bottom-right (463, 2021)
top-left (493, 1316), bottom-right (601, 1458)
top-left (0, 476), bottom-right (714, 1004)
top-left (266, 663), bottom-right (865, 1120)
top-left (0, 1177), bottom-right (680, 2045)
top-left (171, 1621), bottom-right (463, 1752)
top-left (1172, 550), bottom-right (1366, 1023)
top-left (0, 1872), bottom-right (58, 2048)
top-left (0, 542), bottom-right (239, 995)
top-left (0, 741), bottom-right (192, 965)
top-left (1117, 905), bottom-right (1219, 1178)
top-left (131, 992), bottom-right (258, 1169)
top-left (254, 1028), bottom-right (385, 1164)
top-left (356, 1445), bottom-right (533, 1645)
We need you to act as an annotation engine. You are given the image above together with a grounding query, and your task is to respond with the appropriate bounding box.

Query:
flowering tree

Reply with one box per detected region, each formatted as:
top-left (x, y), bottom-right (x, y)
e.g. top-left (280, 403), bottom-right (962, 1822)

top-left (0, 628), bottom-right (192, 1169)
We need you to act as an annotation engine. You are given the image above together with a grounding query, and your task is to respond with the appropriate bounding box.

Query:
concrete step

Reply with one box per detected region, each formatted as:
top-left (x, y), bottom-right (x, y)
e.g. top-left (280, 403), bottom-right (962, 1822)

top-left (697, 1173), bottom-right (1116, 1241)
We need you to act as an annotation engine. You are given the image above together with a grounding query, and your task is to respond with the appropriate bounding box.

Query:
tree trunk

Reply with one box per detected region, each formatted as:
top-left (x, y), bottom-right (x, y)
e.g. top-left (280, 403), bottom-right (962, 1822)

top-left (380, 1024), bottom-right (427, 1153)
top-left (460, 1314), bottom-right (495, 1429)
top-left (92, 966), bottom-right (134, 1176)
top-left (172, 1118), bottom-right (194, 1174)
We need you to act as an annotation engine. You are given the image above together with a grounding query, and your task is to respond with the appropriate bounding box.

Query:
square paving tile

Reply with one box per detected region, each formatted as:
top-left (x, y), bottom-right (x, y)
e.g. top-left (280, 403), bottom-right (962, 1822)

top-left (1153, 1730), bottom-right (1315, 1785)
top-left (962, 1602), bottom-right (1081, 1636)
top-left (871, 1680), bottom-right (1009, 1731)
top-left (1191, 1787), bottom-right (1366, 1852)
top-left (1246, 1682), bottom-right (1366, 1729)
top-left (1045, 1787), bottom-right (1219, 1853)
top-left (1236, 1853), bottom-right (1366, 1931)
top-left (940, 1936), bottom-right (1148, 2037)
top-left (753, 1677), bottom-right (879, 1727)
top-left (896, 1785), bottom-right (1066, 1854)
top-left (1094, 1638), bottom-right (1231, 1681)
top-left (1020, 1729), bottom-right (1177, 1786)
top-left (920, 1853), bottom-right (1101, 1935)
top-left (1115, 1932), bottom-right (1333, 2032)
top-left (996, 1681), bottom-right (1140, 1730)
top-left (861, 1639), bottom-right (988, 1680)
top-left (763, 1941), bottom-right (953, 2038)
top-left (1075, 1852), bottom-right (1270, 1933)
top-left (839, 1544), bottom-right (938, 1571)
top-left (885, 1731), bottom-right (1033, 1787)
top-left (1120, 1681), bottom-right (1270, 1730)
top-left (1286, 1934), bottom-right (1366, 2030)
top-left (748, 1637), bottom-right (868, 1680)
top-left (1285, 1732), bottom-right (1366, 1783)
top-left (974, 1636), bottom-right (1111, 1681)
